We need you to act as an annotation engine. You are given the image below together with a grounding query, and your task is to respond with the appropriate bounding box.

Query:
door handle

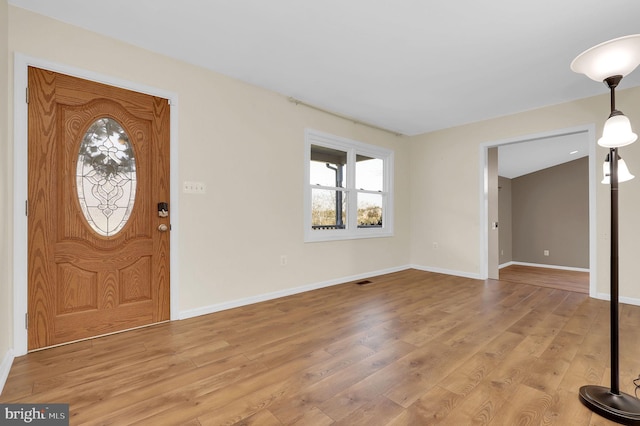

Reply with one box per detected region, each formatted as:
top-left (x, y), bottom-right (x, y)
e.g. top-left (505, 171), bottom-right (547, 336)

top-left (158, 224), bottom-right (169, 232)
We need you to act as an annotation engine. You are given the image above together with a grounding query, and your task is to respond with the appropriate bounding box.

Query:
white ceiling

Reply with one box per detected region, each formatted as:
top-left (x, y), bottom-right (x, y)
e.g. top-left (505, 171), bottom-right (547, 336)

top-left (498, 132), bottom-right (589, 179)
top-left (8, 0), bottom-right (639, 176)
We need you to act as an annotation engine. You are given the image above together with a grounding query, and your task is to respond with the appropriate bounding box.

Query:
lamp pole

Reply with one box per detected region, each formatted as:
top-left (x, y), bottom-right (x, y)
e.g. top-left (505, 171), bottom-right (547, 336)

top-left (571, 34), bottom-right (640, 425)
top-left (609, 145), bottom-right (620, 396)
top-left (606, 81), bottom-right (621, 397)
top-left (577, 126), bottom-right (640, 426)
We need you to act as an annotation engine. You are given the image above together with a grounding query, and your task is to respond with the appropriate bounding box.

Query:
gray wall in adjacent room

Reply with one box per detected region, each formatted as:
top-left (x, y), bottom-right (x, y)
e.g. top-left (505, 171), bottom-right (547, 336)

top-left (506, 157), bottom-right (589, 268)
top-left (498, 176), bottom-right (513, 265)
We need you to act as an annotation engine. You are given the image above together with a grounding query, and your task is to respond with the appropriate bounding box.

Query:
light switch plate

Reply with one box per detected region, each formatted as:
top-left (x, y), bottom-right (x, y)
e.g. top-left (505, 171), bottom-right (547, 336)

top-left (183, 181), bottom-right (206, 194)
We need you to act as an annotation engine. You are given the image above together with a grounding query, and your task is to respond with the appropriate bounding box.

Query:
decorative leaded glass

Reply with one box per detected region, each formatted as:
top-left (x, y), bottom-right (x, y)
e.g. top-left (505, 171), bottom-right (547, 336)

top-left (76, 118), bottom-right (136, 236)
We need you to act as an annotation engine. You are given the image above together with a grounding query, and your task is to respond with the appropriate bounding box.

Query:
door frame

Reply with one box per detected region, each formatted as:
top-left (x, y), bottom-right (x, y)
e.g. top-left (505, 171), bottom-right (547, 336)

top-left (13, 53), bottom-right (180, 356)
top-left (478, 124), bottom-right (597, 296)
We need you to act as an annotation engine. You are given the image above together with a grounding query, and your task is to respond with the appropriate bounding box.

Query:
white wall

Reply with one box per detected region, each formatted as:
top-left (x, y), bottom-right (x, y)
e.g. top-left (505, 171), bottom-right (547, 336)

top-left (0, 0), bottom-right (13, 389)
top-left (6, 5), bottom-right (412, 330)
top-left (409, 88), bottom-right (640, 299)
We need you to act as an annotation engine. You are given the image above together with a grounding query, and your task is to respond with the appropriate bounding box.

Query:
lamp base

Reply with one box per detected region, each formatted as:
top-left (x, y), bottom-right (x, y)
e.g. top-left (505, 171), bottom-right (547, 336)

top-left (579, 385), bottom-right (640, 425)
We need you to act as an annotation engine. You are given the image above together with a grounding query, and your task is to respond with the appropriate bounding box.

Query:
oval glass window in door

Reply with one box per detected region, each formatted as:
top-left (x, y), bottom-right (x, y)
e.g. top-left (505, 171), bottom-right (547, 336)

top-left (76, 117), bottom-right (137, 236)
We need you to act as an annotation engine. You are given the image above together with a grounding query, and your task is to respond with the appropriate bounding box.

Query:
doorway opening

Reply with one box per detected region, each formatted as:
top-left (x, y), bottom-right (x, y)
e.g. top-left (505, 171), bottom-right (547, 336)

top-left (480, 125), bottom-right (596, 295)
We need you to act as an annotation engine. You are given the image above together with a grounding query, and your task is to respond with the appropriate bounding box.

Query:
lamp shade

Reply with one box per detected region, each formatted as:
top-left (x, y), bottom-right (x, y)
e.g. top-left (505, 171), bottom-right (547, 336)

top-left (598, 112), bottom-right (638, 148)
top-left (602, 154), bottom-right (635, 184)
top-left (571, 34), bottom-right (640, 82)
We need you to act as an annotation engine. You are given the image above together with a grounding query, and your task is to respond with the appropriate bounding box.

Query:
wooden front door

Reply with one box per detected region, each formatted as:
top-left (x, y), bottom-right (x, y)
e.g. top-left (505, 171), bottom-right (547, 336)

top-left (27, 67), bottom-right (170, 350)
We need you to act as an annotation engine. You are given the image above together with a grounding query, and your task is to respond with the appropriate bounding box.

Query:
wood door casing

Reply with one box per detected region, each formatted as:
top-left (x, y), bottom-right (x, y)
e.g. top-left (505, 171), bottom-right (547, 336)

top-left (28, 67), bottom-right (170, 350)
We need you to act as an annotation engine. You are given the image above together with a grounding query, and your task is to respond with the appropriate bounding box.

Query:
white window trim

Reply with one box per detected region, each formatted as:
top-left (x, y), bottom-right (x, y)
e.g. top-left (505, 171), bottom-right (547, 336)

top-left (304, 129), bottom-right (394, 242)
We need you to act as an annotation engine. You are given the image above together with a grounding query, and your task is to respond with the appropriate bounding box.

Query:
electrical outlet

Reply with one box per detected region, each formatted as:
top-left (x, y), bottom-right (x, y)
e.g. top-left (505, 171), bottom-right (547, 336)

top-left (433, 242), bottom-right (439, 249)
top-left (544, 250), bottom-right (550, 256)
top-left (280, 255), bottom-right (288, 266)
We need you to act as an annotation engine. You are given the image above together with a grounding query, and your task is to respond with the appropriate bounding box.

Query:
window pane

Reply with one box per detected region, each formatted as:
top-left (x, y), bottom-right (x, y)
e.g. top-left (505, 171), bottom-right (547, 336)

top-left (310, 144), bottom-right (346, 187)
top-left (357, 192), bottom-right (383, 228)
top-left (356, 155), bottom-right (383, 191)
top-left (304, 129), bottom-right (394, 242)
top-left (76, 117), bottom-right (136, 237)
top-left (311, 188), bottom-right (347, 229)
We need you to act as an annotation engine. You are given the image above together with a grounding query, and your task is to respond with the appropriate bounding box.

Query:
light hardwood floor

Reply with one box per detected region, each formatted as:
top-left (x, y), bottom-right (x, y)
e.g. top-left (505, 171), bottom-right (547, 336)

top-left (1, 269), bottom-right (637, 425)
top-left (499, 264), bottom-right (589, 294)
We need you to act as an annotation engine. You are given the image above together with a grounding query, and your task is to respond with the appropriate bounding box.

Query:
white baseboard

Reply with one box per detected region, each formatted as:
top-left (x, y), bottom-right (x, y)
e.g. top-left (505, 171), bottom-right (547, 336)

top-left (594, 292), bottom-right (640, 307)
top-left (179, 265), bottom-right (412, 320)
top-left (0, 349), bottom-right (15, 397)
top-left (409, 264), bottom-right (481, 280)
top-left (499, 261), bottom-right (515, 269)
top-left (501, 261), bottom-right (589, 273)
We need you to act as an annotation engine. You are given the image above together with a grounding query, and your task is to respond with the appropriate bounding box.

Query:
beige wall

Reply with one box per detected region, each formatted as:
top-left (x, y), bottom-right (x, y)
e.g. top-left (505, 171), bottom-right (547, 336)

top-left (410, 86), bottom-right (640, 298)
top-left (409, 124), bottom-right (483, 275)
top-left (0, 0), bottom-right (10, 364)
top-left (498, 176), bottom-right (513, 264)
top-left (511, 157), bottom-right (589, 268)
top-left (6, 7), bottom-right (411, 320)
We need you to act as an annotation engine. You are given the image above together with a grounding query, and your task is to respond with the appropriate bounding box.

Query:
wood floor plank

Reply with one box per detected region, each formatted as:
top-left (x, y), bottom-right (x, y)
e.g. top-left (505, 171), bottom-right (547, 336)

top-left (543, 388), bottom-right (593, 426)
top-left (439, 331), bottom-right (525, 397)
top-left (437, 381), bottom-right (508, 425)
top-left (1, 268), bottom-right (637, 425)
top-left (29, 355), bottom-right (197, 408)
top-left (499, 264), bottom-right (589, 294)
top-left (333, 395), bottom-right (403, 425)
top-left (269, 341), bottom-right (415, 424)
top-left (388, 385), bottom-right (463, 425)
top-left (288, 407), bottom-right (334, 426)
top-left (209, 408), bottom-right (283, 426)
top-left (70, 354), bottom-right (268, 424)
top-left (494, 384), bottom-right (554, 425)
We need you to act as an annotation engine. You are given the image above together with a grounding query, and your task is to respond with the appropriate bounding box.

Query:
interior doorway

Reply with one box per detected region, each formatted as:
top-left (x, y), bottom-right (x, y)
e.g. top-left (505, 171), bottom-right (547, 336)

top-left (481, 125), bottom-right (596, 295)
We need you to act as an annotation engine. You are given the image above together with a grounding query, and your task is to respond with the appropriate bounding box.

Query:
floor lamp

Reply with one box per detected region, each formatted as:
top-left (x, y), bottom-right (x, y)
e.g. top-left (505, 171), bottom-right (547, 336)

top-left (571, 34), bottom-right (640, 424)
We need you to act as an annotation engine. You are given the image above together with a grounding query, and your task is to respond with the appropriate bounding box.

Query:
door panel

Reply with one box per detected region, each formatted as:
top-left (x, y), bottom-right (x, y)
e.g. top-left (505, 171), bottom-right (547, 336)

top-left (28, 67), bottom-right (170, 350)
